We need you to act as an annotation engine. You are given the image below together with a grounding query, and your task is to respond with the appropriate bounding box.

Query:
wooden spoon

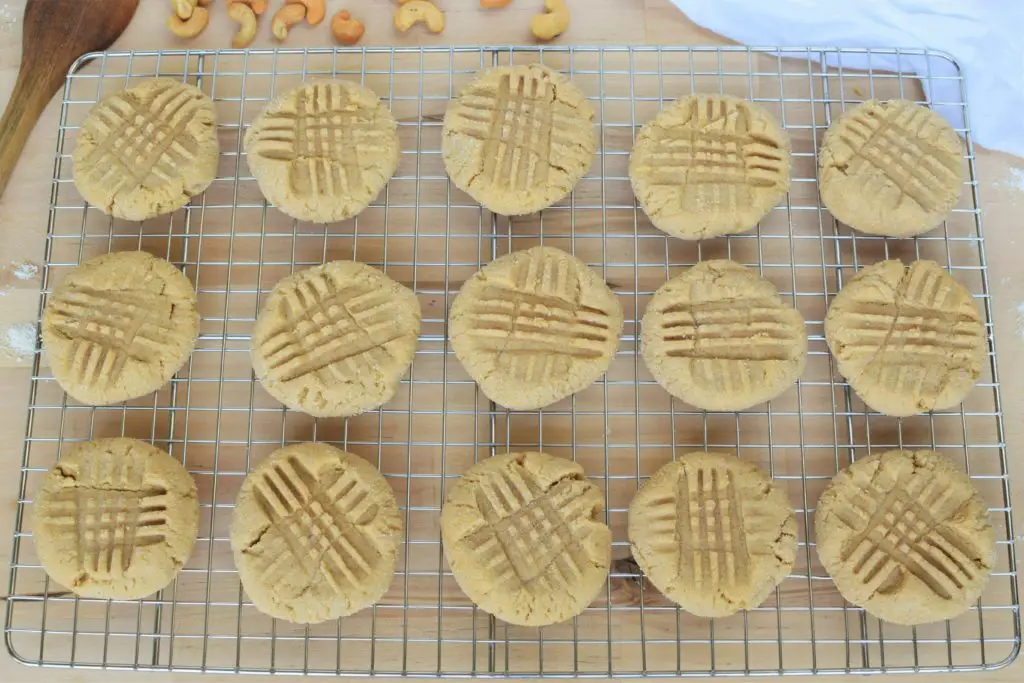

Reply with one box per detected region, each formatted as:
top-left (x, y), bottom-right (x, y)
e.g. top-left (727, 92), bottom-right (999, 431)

top-left (0, 0), bottom-right (139, 199)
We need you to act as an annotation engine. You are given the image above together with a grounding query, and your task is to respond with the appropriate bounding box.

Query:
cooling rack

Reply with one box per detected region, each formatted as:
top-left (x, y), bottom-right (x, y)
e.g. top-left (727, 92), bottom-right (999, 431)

top-left (4, 46), bottom-right (1019, 677)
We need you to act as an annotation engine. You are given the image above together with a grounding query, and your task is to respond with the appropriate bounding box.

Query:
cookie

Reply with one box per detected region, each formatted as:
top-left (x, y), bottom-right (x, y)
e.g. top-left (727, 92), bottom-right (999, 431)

top-left (819, 99), bottom-right (963, 237)
top-left (815, 449), bottom-right (995, 625)
top-left (72, 78), bottom-right (218, 221)
top-left (231, 442), bottom-right (403, 623)
top-left (628, 452), bottom-right (796, 617)
top-left (245, 80), bottom-right (400, 223)
top-left (251, 261), bottom-right (421, 417)
top-left (449, 246), bottom-right (623, 410)
top-left (630, 94), bottom-right (790, 240)
top-left (442, 64), bottom-right (597, 215)
top-left (824, 259), bottom-right (986, 416)
top-left (41, 251), bottom-right (200, 405)
top-left (641, 260), bottom-right (807, 411)
top-left (32, 437), bottom-right (198, 600)
top-left (440, 452), bottom-right (611, 626)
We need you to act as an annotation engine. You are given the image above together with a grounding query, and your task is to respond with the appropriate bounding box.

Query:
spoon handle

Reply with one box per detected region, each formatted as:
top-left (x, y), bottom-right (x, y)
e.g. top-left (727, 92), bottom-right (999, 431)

top-left (0, 65), bottom-right (64, 199)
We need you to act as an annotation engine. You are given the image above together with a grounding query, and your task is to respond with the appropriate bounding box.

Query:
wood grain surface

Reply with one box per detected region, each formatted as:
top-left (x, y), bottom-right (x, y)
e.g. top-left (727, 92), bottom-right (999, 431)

top-left (0, 1), bottom-right (1022, 682)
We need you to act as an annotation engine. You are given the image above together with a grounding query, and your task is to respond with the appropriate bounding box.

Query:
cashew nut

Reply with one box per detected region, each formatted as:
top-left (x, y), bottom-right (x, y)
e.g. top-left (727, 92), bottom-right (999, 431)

top-left (480, 0), bottom-right (513, 7)
top-left (331, 10), bottom-right (365, 45)
top-left (286, 0), bottom-right (325, 26)
top-left (393, 0), bottom-right (445, 33)
top-left (167, 5), bottom-right (209, 37)
top-left (231, 0), bottom-right (267, 15)
top-left (172, 0), bottom-right (198, 20)
top-left (271, 2), bottom-right (306, 40)
top-left (530, 0), bottom-right (569, 41)
top-left (228, 1), bottom-right (258, 48)
top-left (198, 0), bottom-right (213, 5)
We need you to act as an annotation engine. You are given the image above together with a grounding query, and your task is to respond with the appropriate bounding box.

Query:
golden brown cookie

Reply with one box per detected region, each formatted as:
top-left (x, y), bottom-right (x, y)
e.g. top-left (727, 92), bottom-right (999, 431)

top-left (440, 452), bottom-right (611, 626)
top-left (628, 452), bottom-right (796, 617)
top-left (231, 442), bottom-right (403, 623)
top-left (815, 449), bottom-right (995, 625)
top-left (819, 100), bottom-right (963, 237)
top-left (442, 64), bottom-right (597, 215)
top-left (72, 78), bottom-right (218, 221)
top-left (449, 246), bottom-right (623, 410)
top-left (32, 437), bottom-right (199, 600)
top-left (824, 259), bottom-right (986, 416)
top-left (641, 260), bottom-right (807, 410)
top-left (41, 251), bottom-right (200, 405)
top-left (630, 94), bottom-right (790, 240)
top-left (245, 80), bottom-right (400, 222)
top-left (251, 261), bottom-right (421, 418)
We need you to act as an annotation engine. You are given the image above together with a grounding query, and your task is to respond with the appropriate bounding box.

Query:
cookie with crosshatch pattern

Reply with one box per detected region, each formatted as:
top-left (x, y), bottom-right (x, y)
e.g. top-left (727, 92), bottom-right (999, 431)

top-left (448, 246), bottom-right (623, 410)
top-left (819, 99), bottom-right (963, 237)
top-left (244, 80), bottom-right (400, 222)
top-left (72, 78), bottom-right (218, 221)
top-left (41, 251), bottom-right (200, 405)
top-left (32, 437), bottom-right (199, 599)
top-left (628, 452), bottom-right (796, 617)
top-left (629, 93), bottom-right (791, 240)
top-left (440, 452), bottom-right (611, 626)
top-left (815, 449), bottom-right (994, 625)
top-left (231, 442), bottom-right (403, 623)
top-left (641, 260), bottom-right (807, 411)
top-left (442, 63), bottom-right (597, 215)
top-left (250, 261), bottom-right (421, 417)
top-left (824, 259), bottom-right (986, 417)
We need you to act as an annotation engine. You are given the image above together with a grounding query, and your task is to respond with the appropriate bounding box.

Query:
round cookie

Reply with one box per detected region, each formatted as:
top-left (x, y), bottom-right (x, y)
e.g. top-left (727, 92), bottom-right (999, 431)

top-left (641, 260), bottom-right (807, 411)
top-left (449, 246), bottom-right (623, 410)
top-left (819, 100), bottom-right (963, 237)
top-left (630, 94), bottom-right (790, 240)
top-left (442, 64), bottom-right (597, 215)
top-left (231, 442), bottom-right (403, 623)
top-left (824, 259), bottom-right (986, 417)
top-left (245, 80), bottom-right (400, 222)
top-left (815, 449), bottom-right (995, 625)
top-left (628, 452), bottom-right (796, 617)
top-left (440, 452), bottom-right (611, 626)
top-left (72, 78), bottom-right (218, 221)
top-left (32, 437), bottom-right (199, 600)
top-left (41, 251), bottom-right (200, 405)
top-left (251, 261), bottom-right (421, 417)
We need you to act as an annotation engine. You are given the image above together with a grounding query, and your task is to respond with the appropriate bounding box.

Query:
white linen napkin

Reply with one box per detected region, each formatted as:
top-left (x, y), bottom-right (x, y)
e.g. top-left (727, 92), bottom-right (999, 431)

top-left (669, 0), bottom-right (1024, 157)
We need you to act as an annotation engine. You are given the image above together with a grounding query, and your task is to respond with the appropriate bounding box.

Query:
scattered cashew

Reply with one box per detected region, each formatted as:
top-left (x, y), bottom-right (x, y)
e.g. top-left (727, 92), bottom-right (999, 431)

top-left (480, 0), bottom-right (512, 7)
top-left (331, 10), bottom-right (365, 45)
top-left (231, 0), bottom-right (267, 15)
top-left (167, 6), bottom-right (209, 37)
top-left (228, 1), bottom-right (258, 48)
top-left (172, 0), bottom-right (198, 20)
top-left (198, 0), bottom-right (213, 5)
top-left (286, 0), bottom-right (325, 25)
top-left (393, 0), bottom-right (445, 33)
top-left (530, 0), bottom-right (568, 41)
top-left (271, 2), bottom-right (306, 40)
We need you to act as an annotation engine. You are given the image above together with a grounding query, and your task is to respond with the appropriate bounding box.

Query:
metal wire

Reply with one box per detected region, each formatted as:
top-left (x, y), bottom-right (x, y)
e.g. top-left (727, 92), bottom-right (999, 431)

top-left (3, 46), bottom-right (1019, 677)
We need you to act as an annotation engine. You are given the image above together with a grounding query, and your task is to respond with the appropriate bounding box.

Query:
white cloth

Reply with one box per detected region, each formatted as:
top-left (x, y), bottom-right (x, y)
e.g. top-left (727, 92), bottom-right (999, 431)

top-left (669, 0), bottom-right (1024, 158)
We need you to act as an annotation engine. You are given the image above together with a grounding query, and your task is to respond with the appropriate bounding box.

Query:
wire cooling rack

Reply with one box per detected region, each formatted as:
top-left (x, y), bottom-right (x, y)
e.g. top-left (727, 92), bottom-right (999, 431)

top-left (4, 46), bottom-right (1019, 677)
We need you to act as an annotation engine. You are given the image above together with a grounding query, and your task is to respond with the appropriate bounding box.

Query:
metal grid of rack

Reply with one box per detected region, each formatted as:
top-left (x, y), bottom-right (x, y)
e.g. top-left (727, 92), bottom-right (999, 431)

top-left (4, 46), bottom-right (1019, 677)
